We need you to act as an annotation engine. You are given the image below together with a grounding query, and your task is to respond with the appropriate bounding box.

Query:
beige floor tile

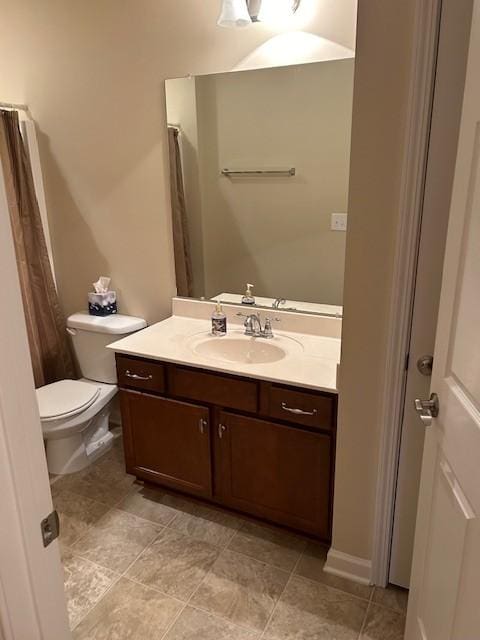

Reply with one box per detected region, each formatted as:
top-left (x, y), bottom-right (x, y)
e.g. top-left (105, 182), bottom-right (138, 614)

top-left (164, 606), bottom-right (260, 640)
top-left (117, 484), bottom-right (179, 526)
top-left (57, 458), bottom-right (136, 506)
top-left (62, 549), bottom-right (118, 630)
top-left (169, 502), bottom-right (243, 547)
top-left (191, 549), bottom-right (289, 631)
top-left (228, 521), bottom-right (306, 571)
top-left (54, 490), bottom-right (111, 547)
top-left (50, 475), bottom-right (66, 497)
top-left (126, 528), bottom-right (220, 601)
top-left (72, 577), bottom-right (183, 639)
top-left (72, 508), bottom-right (161, 572)
top-left (372, 585), bottom-right (409, 613)
top-left (264, 575), bottom-right (369, 640)
top-left (295, 542), bottom-right (373, 601)
top-left (102, 436), bottom-right (125, 464)
top-left (360, 603), bottom-right (406, 640)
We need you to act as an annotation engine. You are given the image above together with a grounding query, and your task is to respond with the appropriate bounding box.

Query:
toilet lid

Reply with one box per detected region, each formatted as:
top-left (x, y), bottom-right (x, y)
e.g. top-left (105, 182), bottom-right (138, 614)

top-left (36, 379), bottom-right (101, 421)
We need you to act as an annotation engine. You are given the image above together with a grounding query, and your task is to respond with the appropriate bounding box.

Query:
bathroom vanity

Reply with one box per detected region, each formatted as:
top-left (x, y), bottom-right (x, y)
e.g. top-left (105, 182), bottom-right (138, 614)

top-left (109, 299), bottom-right (340, 542)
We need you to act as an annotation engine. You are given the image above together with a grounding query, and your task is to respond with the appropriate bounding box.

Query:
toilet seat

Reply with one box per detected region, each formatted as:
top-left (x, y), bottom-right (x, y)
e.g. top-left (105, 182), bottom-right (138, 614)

top-left (37, 379), bottom-right (101, 422)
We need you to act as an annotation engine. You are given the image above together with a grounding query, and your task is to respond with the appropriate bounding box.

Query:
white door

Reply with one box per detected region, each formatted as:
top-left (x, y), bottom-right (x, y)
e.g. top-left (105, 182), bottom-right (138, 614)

top-left (406, 3), bottom-right (480, 638)
top-left (0, 141), bottom-right (70, 636)
top-left (389, 0), bottom-right (473, 588)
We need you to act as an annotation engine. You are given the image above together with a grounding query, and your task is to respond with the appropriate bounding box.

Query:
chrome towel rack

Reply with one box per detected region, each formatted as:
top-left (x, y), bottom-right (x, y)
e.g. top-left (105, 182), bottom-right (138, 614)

top-left (221, 167), bottom-right (296, 177)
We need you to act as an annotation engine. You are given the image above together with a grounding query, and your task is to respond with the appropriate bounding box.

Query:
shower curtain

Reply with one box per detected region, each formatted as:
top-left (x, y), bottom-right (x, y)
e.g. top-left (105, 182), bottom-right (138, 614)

top-left (168, 126), bottom-right (193, 297)
top-left (0, 109), bottom-right (75, 387)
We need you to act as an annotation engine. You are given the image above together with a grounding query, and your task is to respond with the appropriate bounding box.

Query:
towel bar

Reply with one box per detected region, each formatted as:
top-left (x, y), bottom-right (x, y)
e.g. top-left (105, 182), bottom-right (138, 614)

top-left (221, 168), bottom-right (296, 177)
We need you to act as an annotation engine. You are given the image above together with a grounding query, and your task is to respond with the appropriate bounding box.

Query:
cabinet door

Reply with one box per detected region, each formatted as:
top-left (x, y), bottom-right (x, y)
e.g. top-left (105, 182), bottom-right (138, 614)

top-left (216, 412), bottom-right (332, 539)
top-left (120, 390), bottom-right (211, 498)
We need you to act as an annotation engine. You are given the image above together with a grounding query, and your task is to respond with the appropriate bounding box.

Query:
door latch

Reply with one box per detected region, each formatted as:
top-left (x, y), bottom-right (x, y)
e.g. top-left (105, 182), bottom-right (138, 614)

top-left (414, 393), bottom-right (439, 427)
top-left (417, 354), bottom-right (434, 376)
top-left (41, 510), bottom-right (60, 547)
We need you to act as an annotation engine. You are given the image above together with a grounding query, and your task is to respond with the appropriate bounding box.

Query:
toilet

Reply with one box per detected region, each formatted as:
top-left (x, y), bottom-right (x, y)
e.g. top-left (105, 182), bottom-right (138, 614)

top-left (37, 312), bottom-right (146, 475)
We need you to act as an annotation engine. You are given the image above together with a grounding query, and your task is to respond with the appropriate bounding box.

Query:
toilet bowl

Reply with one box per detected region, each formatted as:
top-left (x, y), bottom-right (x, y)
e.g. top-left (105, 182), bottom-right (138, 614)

top-left (39, 378), bottom-right (117, 474)
top-left (37, 312), bottom-right (146, 475)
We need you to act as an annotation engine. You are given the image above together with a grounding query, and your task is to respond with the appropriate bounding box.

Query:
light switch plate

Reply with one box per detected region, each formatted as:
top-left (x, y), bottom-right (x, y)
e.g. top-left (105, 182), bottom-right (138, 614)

top-left (331, 213), bottom-right (348, 231)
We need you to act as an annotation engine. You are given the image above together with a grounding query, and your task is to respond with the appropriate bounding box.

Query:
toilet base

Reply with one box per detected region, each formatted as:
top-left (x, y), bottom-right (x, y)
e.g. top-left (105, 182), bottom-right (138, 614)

top-left (46, 407), bottom-right (114, 475)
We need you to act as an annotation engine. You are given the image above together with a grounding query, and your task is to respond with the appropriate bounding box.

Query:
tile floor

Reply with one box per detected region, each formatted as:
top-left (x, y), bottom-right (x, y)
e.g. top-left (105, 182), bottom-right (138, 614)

top-left (51, 437), bottom-right (408, 639)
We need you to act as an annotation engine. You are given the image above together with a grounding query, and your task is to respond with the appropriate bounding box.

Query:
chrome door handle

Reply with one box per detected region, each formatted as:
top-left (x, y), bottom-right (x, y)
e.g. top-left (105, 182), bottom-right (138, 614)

top-left (125, 370), bottom-right (153, 381)
top-left (281, 402), bottom-right (317, 416)
top-left (414, 393), bottom-right (439, 426)
top-left (199, 418), bottom-right (208, 435)
top-left (218, 423), bottom-right (227, 439)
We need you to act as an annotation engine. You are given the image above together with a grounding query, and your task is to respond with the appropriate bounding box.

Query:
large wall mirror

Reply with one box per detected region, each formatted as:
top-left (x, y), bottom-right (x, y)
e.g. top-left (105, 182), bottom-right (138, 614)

top-left (165, 55), bottom-right (354, 316)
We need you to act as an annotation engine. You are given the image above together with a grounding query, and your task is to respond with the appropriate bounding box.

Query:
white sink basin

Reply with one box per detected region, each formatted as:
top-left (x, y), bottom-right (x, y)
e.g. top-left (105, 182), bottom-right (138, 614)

top-left (186, 331), bottom-right (303, 365)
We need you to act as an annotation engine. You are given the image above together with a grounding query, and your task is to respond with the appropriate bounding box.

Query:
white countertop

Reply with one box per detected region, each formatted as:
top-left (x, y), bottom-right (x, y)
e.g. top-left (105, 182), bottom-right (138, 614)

top-left (108, 314), bottom-right (340, 393)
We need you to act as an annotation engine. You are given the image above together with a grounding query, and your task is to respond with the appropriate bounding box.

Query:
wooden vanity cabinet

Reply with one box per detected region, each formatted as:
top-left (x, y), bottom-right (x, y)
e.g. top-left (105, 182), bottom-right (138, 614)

top-left (215, 412), bottom-right (332, 539)
top-left (120, 390), bottom-right (212, 498)
top-left (116, 354), bottom-right (337, 541)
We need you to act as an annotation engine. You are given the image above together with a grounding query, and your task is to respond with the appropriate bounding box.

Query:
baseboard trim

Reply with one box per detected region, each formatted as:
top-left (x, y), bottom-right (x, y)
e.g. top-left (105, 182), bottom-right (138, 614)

top-left (323, 548), bottom-right (372, 585)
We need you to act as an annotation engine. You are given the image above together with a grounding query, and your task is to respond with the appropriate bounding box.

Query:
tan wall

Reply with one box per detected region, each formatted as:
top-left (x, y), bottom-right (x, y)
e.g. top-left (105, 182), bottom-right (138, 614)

top-left (333, 0), bottom-right (417, 560)
top-left (191, 60), bottom-right (353, 305)
top-left (0, 0), bottom-right (357, 324)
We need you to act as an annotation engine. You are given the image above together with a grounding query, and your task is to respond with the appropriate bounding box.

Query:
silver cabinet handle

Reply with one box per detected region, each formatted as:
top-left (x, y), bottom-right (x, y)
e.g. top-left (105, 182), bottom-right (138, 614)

top-left (199, 418), bottom-right (208, 435)
top-left (125, 370), bottom-right (153, 381)
top-left (281, 402), bottom-right (317, 416)
top-left (218, 424), bottom-right (227, 439)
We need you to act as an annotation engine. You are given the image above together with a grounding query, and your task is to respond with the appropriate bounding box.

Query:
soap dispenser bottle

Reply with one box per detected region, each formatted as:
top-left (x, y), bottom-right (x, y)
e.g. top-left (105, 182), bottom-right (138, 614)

top-left (211, 302), bottom-right (227, 336)
top-left (241, 283), bottom-right (255, 305)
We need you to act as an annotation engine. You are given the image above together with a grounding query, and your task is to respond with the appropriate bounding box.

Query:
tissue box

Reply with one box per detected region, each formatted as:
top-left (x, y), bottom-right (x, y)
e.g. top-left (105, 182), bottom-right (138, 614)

top-left (88, 291), bottom-right (117, 316)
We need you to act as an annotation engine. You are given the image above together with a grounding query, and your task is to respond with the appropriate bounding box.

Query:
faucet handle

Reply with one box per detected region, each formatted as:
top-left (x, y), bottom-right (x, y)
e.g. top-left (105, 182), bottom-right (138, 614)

top-left (263, 317), bottom-right (280, 338)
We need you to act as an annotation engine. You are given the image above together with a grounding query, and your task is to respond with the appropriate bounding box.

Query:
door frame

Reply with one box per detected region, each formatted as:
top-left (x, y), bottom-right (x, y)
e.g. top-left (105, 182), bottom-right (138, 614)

top-left (371, 0), bottom-right (443, 586)
top-left (0, 148), bottom-right (71, 637)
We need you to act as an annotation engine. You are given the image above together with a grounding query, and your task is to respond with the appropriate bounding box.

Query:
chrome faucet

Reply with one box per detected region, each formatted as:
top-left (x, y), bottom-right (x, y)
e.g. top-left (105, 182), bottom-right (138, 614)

top-left (236, 312), bottom-right (279, 339)
top-left (273, 297), bottom-right (286, 309)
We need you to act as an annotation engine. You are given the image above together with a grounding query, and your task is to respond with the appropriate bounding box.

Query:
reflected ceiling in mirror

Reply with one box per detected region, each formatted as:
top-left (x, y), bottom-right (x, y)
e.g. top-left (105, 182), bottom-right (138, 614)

top-left (165, 56), bottom-right (354, 317)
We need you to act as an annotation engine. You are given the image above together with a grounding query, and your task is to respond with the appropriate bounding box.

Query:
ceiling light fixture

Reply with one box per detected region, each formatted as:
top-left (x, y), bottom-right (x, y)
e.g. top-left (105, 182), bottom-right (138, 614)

top-left (217, 0), bottom-right (252, 28)
top-left (217, 0), bottom-right (301, 28)
top-left (256, 0), bottom-right (301, 23)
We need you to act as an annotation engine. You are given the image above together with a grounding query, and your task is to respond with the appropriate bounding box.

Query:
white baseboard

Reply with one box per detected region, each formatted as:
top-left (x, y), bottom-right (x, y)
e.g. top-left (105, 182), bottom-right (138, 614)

top-left (323, 548), bottom-right (372, 585)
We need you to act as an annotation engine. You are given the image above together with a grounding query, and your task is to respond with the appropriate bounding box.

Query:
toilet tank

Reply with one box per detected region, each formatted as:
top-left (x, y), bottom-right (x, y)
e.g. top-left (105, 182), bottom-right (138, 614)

top-left (67, 313), bottom-right (147, 383)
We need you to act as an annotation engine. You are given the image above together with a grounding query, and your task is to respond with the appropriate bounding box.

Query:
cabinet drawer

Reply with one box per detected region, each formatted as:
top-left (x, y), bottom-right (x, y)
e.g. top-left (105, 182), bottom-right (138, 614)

top-left (169, 366), bottom-right (258, 413)
top-left (261, 383), bottom-right (335, 430)
top-left (116, 355), bottom-right (166, 393)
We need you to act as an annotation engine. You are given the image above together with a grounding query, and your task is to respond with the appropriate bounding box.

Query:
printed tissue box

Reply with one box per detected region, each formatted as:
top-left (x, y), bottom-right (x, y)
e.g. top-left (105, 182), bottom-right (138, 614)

top-left (88, 291), bottom-right (117, 316)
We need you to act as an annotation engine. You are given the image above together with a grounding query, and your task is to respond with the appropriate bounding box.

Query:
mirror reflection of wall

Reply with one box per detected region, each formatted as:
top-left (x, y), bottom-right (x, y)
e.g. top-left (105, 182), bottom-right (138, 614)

top-left (165, 58), bottom-right (354, 315)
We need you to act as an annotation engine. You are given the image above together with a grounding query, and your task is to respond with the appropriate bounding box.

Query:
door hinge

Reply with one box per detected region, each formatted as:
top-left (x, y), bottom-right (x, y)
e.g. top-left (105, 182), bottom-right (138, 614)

top-left (41, 510), bottom-right (60, 547)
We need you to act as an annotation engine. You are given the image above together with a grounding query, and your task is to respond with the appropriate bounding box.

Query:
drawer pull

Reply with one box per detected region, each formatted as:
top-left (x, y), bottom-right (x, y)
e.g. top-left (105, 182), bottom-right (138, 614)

top-left (199, 418), bottom-right (208, 435)
top-left (218, 423), bottom-right (227, 439)
top-left (281, 402), bottom-right (317, 416)
top-left (125, 370), bottom-right (153, 381)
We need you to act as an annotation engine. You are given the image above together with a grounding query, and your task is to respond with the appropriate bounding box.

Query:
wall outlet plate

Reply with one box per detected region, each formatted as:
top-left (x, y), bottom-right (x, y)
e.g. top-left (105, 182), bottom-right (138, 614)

top-left (331, 213), bottom-right (348, 231)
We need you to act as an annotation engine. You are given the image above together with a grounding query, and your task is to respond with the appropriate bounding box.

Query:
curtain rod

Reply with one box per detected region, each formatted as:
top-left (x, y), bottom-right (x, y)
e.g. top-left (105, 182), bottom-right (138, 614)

top-left (0, 101), bottom-right (29, 111)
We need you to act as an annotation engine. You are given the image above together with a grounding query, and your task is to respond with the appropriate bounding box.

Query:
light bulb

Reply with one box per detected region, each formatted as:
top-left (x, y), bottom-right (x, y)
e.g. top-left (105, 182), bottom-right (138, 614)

top-left (217, 0), bottom-right (252, 28)
top-left (257, 0), bottom-right (297, 24)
